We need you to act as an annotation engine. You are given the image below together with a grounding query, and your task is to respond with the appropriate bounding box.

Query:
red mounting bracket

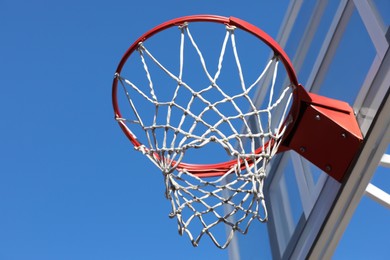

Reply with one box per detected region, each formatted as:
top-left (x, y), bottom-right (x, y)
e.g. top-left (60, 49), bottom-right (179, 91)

top-left (283, 92), bottom-right (364, 182)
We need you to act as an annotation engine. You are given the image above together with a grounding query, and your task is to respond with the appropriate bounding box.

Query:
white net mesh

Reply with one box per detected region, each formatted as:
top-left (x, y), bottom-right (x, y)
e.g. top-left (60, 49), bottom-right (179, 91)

top-left (115, 23), bottom-right (293, 248)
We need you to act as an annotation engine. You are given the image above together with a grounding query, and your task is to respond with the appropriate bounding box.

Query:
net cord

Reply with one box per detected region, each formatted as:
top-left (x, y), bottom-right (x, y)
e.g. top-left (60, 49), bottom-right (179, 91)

top-left (115, 23), bottom-right (292, 248)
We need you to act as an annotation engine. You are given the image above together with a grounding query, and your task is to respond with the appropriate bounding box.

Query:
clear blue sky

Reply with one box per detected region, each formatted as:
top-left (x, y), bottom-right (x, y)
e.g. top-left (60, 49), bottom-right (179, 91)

top-left (0, 0), bottom-right (389, 259)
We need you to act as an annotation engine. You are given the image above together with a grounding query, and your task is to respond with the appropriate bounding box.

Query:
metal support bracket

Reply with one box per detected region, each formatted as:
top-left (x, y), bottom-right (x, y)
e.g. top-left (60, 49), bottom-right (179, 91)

top-left (285, 93), bottom-right (364, 182)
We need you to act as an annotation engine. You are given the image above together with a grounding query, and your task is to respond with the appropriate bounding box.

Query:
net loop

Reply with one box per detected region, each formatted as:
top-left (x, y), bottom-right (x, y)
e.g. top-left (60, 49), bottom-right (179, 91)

top-left (116, 21), bottom-right (293, 248)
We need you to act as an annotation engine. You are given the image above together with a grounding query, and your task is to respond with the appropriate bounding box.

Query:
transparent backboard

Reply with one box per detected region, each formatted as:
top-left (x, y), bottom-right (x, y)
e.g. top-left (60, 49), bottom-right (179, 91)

top-left (229, 1), bottom-right (390, 259)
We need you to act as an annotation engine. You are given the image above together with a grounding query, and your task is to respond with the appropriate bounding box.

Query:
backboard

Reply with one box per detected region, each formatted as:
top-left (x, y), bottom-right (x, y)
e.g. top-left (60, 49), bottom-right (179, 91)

top-left (228, 1), bottom-right (390, 259)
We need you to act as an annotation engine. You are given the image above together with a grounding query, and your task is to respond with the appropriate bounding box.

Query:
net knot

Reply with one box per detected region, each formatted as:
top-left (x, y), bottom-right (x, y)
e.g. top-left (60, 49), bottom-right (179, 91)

top-left (137, 42), bottom-right (145, 51)
top-left (226, 25), bottom-right (236, 32)
top-left (134, 145), bottom-right (148, 155)
top-left (178, 22), bottom-right (188, 30)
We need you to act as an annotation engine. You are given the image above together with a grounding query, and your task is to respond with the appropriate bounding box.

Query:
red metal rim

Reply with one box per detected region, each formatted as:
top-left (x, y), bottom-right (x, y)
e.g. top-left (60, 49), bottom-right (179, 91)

top-left (112, 15), bottom-right (306, 177)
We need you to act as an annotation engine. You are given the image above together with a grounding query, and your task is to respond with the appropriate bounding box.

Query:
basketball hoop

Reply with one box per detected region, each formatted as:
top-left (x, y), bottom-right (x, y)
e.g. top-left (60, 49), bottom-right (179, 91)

top-left (112, 15), bottom-right (363, 248)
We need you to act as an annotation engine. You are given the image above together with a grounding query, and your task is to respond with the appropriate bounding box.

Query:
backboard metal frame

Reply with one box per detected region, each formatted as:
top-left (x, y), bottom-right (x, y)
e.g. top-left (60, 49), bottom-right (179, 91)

top-left (257, 0), bottom-right (390, 259)
top-left (309, 58), bottom-right (390, 259)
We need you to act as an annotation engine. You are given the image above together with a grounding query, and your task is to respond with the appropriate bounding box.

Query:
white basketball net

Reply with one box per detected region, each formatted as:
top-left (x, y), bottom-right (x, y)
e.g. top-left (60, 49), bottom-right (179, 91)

top-left (115, 23), bottom-right (293, 248)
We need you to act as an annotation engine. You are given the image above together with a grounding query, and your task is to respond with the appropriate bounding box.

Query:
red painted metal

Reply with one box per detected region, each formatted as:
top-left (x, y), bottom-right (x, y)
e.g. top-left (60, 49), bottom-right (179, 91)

top-left (112, 15), bottom-right (363, 181)
top-left (284, 93), bottom-right (363, 181)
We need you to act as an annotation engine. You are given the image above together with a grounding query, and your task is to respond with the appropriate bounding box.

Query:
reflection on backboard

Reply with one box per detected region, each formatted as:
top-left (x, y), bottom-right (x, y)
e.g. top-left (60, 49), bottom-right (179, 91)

top-left (229, 1), bottom-right (390, 259)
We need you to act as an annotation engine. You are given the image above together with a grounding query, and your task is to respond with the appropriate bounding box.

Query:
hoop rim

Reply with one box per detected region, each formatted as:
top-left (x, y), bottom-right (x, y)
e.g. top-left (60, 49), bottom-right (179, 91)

top-left (112, 15), bottom-right (308, 177)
